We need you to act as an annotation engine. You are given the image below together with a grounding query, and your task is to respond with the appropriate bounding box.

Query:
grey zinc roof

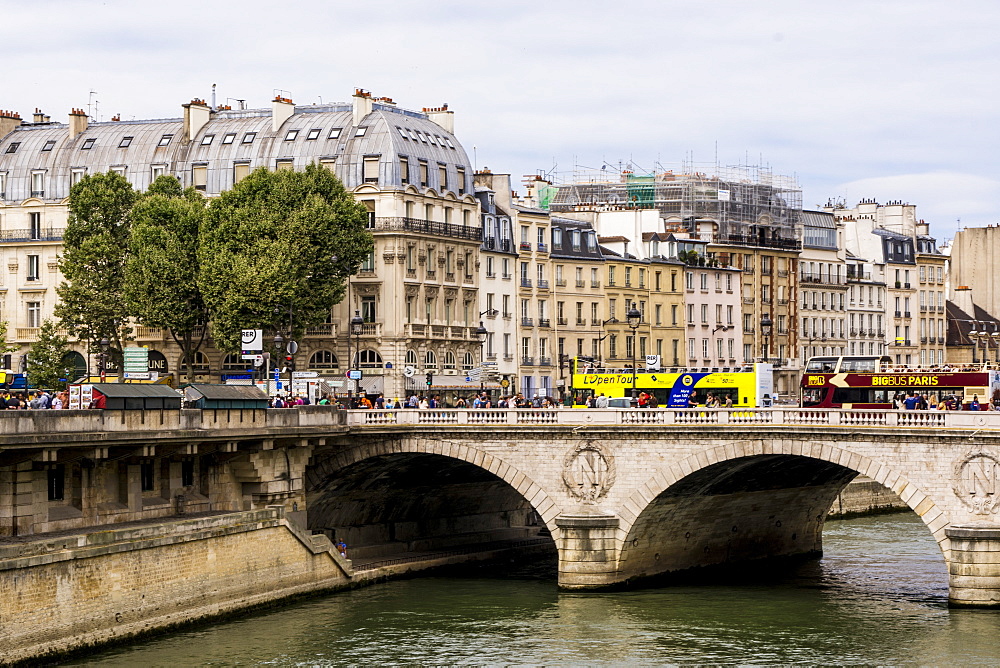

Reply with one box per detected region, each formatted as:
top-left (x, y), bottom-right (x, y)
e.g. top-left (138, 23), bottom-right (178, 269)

top-left (184, 384), bottom-right (267, 401)
top-left (0, 99), bottom-right (473, 203)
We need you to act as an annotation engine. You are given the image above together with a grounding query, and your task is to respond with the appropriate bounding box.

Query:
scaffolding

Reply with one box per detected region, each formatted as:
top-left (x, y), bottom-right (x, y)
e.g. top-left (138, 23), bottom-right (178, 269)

top-left (549, 162), bottom-right (803, 250)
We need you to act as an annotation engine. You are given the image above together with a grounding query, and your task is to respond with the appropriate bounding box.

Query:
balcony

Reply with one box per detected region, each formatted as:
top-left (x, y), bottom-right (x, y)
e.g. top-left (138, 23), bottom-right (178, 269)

top-left (305, 323), bottom-right (338, 337)
top-left (743, 297), bottom-right (755, 304)
top-left (576, 318), bottom-right (587, 326)
top-left (919, 305), bottom-right (927, 312)
top-left (445, 272), bottom-right (455, 282)
top-left (537, 279), bottom-right (550, 290)
top-left (504, 354), bottom-right (514, 362)
top-left (538, 318), bottom-right (551, 328)
top-left (777, 298), bottom-right (788, 305)
top-left (519, 242), bottom-right (532, 251)
top-left (537, 243), bottom-right (548, 252)
top-left (430, 325), bottom-right (447, 338)
top-left (920, 336), bottom-right (928, 343)
top-left (406, 269), bottom-right (417, 278)
top-left (777, 269), bottom-right (788, 278)
top-left (426, 269), bottom-right (437, 280)
top-left (520, 278), bottom-right (532, 288)
top-left (502, 272), bottom-right (512, 280)
top-left (521, 356), bottom-right (534, 366)
top-left (904, 311), bottom-right (911, 318)
top-left (591, 280), bottom-right (601, 288)
top-left (743, 326), bottom-right (755, 334)
top-left (134, 326), bottom-right (165, 340)
top-left (521, 317), bottom-right (534, 327)
top-left (557, 317), bottom-right (568, 326)
top-left (356, 323), bottom-right (381, 337)
top-left (576, 280), bottom-right (586, 288)
top-left (2, 228), bottom-right (65, 243)
top-left (486, 271), bottom-right (496, 279)
top-left (373, 217), bottom-right (482, 242)
top-left (539, 356), bottom-right (553, 366)
top-left (720, 233), bottom-right (801, 251)
top-left (556, 278), bottom-right (567, 287)
top-left (894, 311), bottom-right (902, 317)
top-left (16, 327), bottom-right (40, 342)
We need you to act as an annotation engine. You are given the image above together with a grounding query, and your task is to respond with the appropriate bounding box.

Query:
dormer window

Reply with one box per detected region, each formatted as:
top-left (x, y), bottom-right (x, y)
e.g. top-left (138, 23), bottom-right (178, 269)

top-left (158, 134), bottom-right (172, 146)
top-left (328, 127), bottom-right (342, 139)
top-left (397, 127), bottom-right (408, 139)
top-left (5, 143), bottom-right (19, 154)
top-left (241, 132), bottom-right (256, 144)
top-left (81, 138), bottom-right (96, 150)
top-left (306, 128), bottom-right (321, 140)
top-left (444, 137), bottom-right (455, 149)
top-left (200, 134), bottom-right (214, 146)
top-left (42, 140), bottom-right (56, 151)
top-left (222, 133), bottom-right (236, 144)
top-left (284, 129), bottom-right (299, 141)
top-left (118, 136), bottom-right (133, 148)
top-left (355, 127), bottom-right (368, 137)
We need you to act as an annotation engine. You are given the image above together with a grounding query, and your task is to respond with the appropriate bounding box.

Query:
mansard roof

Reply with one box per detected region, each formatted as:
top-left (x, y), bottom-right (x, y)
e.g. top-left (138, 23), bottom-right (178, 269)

top-left (0, 96), bottom-right (472, 202)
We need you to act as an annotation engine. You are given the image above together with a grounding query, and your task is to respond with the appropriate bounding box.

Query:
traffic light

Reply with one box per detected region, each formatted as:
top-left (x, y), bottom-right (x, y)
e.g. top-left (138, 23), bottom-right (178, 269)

top-left (426, 372), bottom-right (433, 387)
top-left (285, 355), bottom-right (295, 372)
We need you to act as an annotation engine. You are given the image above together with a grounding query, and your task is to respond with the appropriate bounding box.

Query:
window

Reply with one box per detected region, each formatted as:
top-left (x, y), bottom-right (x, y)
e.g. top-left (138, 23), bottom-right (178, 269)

top-left (355, 127), bottom-right (368, 137)
top-left (141, 462), bottom-right (155, 492)
top-left (328, 127), bottom-right (342, 139)
top-left (32, 171), bottom-right (46, 196)
top-left (361, 296), bottom-right (376, 322)
top-left (192, 165), bottom-right (207, 191)
top-left (27, 254), bottom-right (39, 281)
top-left (419, 161), bottom-right (429, 186)
top-left (42, 140), bottom-right (56, 151)
top-left (27, 301), bottom-right (41, 328)
top-left (200, 134), bottom-right (214, 146)
top-left (275, 159), bottom-right (293, 171)
top-left (241, 132), bottom-right (256, 144)
top-left (456, 167), bottom-right (465, 194)
top-left (571, 230), bottom-right (581, 251)
top-left (400, 158), bottom-right (409, 184)
top-left (81, 138), bottom-right (96, 150)
top-left (158, 134), bottom-right (173, 146)
top-left (222, 133), bottom-right (236, 144)
top-left (306, 128), bottom-right (322, 141)
top-left (4, 142), bottom-right (19, 154)
top-left (151, 164), bottom-right (165, 179)
top-left (48, 465), bottom-right (65, 501)
top-left (284, 129), bottom-right (299, 141)
top-left (233, 162), bottom-right (250, 183)
top-left (439, 165), bottom-right (448, 191)
top-left (110, 165), bottom-right (126, 176)
top-left (362, 156), bottom-right (379, 183)
top-left (552, 228), bottom-right (563, 249)
top-left (29, 212), bottom-right (41, 239)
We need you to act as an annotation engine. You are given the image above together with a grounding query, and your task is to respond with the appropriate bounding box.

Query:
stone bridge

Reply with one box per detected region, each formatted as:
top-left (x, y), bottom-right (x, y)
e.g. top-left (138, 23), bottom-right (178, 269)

top-left (3, 407), bottom-right (1000, 606)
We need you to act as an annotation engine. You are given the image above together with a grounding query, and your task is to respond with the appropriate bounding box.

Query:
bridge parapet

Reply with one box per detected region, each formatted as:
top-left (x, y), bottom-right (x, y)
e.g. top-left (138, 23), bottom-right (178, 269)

top-left (344, 407), bottom-right (999, 431)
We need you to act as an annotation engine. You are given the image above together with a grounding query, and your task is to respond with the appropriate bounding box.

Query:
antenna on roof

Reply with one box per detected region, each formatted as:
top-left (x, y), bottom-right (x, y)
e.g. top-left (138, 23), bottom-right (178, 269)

top-left (87, 90), bottom-right (99, 121)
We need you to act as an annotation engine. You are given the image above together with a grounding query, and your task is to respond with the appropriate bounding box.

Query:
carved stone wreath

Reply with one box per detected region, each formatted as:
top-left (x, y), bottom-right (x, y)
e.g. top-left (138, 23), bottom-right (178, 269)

top-left (562, 441), bottom-right (616, 503)
top-left (954, 449), bottom-right (1000, 516)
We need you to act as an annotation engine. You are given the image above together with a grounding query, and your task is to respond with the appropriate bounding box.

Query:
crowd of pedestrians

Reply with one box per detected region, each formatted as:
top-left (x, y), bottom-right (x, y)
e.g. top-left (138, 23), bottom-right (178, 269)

top-left (1, 390), bottom-right (68, 409)
top-left (893, 390), bottom-right (990, 411)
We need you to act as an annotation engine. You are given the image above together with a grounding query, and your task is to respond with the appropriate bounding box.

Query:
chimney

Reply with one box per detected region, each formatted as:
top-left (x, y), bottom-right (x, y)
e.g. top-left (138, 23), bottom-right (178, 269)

top-left (352, 89), bottom-right (373, 128)
top-left (423, 103), bottom-right (454, 134)
top-left (0, 110), bottom-right (22, 137)
top-left (68, 108), bottom-right (88, 140)
top-left (182, 98), bottom-right (211, 143)
top-left (33, 108), bottom-right (51, 123)
top-left (271, 95), bottom-right (294, 132)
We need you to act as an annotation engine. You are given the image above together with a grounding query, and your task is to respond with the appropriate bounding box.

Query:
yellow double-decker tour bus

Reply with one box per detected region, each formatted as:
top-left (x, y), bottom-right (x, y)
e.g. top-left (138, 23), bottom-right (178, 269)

top-left (569, 357), bottom-right (774, 408)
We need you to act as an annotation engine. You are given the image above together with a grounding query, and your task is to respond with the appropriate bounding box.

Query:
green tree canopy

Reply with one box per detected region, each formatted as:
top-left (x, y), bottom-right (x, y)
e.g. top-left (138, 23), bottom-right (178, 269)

top-left (56, 171), bottom-right (137, 359)
top-left (125, 176), bottom-right (208, 382)
top-left (198, 164), bottom-right (373, 351)
top-left (26, 321), bottom-right (70, 390)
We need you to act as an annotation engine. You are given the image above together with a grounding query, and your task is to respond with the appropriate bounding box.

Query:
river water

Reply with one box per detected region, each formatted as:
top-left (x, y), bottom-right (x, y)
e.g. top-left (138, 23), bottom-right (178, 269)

top-left (72, 513), bottom-right (1000, 666)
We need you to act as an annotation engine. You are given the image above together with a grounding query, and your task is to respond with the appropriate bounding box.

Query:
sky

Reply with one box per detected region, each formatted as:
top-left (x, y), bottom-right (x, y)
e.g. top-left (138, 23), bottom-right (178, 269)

top-left (5, 0), bottom-right (999, 239)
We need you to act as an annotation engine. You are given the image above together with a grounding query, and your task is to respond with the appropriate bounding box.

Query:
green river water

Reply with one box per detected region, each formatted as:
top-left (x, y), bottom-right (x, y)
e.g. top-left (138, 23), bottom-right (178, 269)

top-left (68, 514), bottom-right (1000, 666)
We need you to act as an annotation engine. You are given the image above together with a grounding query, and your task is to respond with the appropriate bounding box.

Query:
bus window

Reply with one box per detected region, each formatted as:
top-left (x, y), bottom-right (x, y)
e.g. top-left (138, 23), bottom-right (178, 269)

top-left (805, 358), bottom-right (839, 373)
top-left (801, 387), bottom-right (826, 406)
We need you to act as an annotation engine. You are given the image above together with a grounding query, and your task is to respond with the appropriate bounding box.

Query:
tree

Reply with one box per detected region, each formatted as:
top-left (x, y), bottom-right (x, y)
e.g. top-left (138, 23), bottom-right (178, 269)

top-left (56, 171), bottom-right (137, 376)
top-left (26, 320), bottom-right (70, 390)
top-left (125, 176), bottom-right (208, 383)
top-left (0, 321), bottom-right (19, 366)
top-left (198, 164), bottom-right (373, 352)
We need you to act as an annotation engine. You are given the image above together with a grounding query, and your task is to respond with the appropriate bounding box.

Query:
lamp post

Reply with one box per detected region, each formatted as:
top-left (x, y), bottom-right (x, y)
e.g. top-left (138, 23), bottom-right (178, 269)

top-left (272, 332), bottom-right (284, 396)
top-left (475, 321), bottom-right (489, 393)
top-left (97, 337), bottom-right (109, 383)
top-left (596, 317), bottom-right (619, 369)
top-left (760, 314), bottom-right (773, 363)
top-left (626, 306), bottom-right (641, 407)
top-left (350, 310), bottom-right (364, 401)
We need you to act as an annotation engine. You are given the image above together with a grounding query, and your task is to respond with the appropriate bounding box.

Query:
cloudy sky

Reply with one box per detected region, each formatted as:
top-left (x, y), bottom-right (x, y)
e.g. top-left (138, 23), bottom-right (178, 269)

top-left (6, 0), bottom-right (998, 237)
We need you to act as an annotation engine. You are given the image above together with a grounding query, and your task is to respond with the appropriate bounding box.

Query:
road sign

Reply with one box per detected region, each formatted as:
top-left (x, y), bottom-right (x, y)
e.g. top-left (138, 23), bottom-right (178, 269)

top-left (286, 340), bottom-right (299, 355)
top-left (123, 347), bottom-right (149, 373)
top-left (123, 371), bottom-right (150, 380)
top-left (292, 371), bottom-right (318, 379)
top-left (241, 329), bottom-right (263, 352)
top-left (241, 354), bottom-right (264, 361)
top-left (347, 370), bottom-right (362, 380)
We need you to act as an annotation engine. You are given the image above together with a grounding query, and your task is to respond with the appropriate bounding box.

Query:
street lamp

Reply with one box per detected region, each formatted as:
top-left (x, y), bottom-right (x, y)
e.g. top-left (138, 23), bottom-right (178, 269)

top-left (760, 314), bottom-right (773, 362)
top-left (97, 337), bottom-right (110, 383)
top-left (351, 310), bottom-right (364, 401)
top-left (475, 321), bottom-right (489, 393)
top-left (626, 306), bottom-right (641, 407)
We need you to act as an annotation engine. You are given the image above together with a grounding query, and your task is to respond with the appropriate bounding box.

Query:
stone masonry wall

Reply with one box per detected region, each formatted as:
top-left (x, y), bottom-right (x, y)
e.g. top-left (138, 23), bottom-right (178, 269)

top-left (0, 508), bottom-right (352, 664)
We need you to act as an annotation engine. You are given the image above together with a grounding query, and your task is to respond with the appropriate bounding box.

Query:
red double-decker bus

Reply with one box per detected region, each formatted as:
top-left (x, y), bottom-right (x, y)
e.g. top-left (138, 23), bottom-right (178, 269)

top-left (800, 355), bottom-right (1000, 409)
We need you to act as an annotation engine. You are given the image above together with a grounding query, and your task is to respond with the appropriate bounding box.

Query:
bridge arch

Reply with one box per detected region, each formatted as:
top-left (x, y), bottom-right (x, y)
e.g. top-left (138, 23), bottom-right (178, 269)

top-left (306, 437), bottom-right (563, 559)
top-left (616, 438), bottom-right (948, 583)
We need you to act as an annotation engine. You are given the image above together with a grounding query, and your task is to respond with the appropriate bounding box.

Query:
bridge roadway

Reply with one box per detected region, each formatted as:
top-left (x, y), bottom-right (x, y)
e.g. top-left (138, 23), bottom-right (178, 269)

top-left (2, 406), bottom-right (1000, 606)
